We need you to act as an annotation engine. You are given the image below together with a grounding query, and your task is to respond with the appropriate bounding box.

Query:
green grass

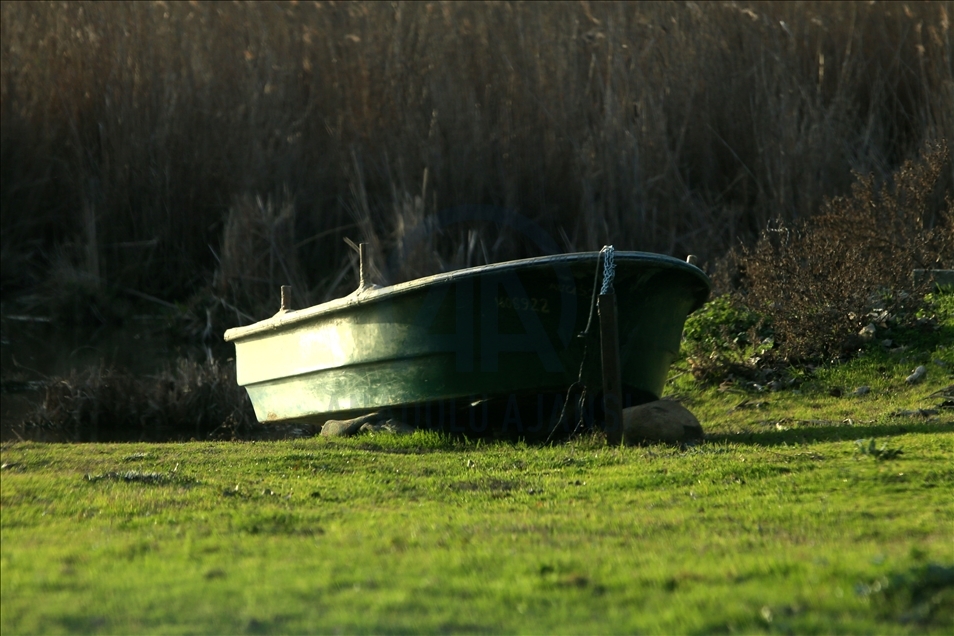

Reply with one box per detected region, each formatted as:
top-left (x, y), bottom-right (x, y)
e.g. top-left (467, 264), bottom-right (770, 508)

top-left (3, 413), bottom-right (952, 633)
top-left (669, 337), bottom-right (953, 436)
top-left (3, 294), bottom-right (952, 634)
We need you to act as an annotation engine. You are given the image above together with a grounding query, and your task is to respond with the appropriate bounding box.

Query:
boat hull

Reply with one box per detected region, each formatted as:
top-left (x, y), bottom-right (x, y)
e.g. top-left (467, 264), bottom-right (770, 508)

top-left (224, 252), bottom-right (710, 434)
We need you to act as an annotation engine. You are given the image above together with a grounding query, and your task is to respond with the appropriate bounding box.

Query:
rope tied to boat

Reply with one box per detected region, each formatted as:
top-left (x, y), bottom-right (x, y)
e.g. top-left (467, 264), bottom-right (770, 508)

top-left (580, 244), bottom-right (616, 338)
top-left (599, 245), bottom-right (616, 295)
top-left (549, 244), bottom-right (617, 442)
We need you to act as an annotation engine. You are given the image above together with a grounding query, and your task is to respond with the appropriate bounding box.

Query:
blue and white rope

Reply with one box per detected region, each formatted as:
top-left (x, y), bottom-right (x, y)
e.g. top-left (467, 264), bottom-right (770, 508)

top-left (600, 245), bottom-right (616, 295)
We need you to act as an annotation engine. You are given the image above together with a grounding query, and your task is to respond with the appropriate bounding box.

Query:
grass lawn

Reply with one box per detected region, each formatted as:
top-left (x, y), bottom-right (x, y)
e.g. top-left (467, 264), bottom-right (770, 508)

top-left (2, 300), bottom-right (952, 634)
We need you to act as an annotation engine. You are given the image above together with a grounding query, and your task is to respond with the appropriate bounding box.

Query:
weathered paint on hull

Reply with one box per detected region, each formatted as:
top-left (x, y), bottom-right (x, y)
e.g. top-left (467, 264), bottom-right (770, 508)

top-left (224, 252), bottom-right (710, 427)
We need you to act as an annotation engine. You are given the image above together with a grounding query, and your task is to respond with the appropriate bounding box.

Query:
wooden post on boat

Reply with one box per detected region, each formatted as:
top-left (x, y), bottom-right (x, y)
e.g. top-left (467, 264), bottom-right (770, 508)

top-left (597, 246), bottom-right (624, 445)
top-left (599, 292), bottom-right (624, 445)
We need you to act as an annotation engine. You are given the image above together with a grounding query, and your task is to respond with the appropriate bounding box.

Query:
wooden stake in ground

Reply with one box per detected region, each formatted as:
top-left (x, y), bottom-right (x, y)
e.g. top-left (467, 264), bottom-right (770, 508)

top-left (599, 291), bottom-right (624, 445)
top-left (596, 245), bottom-right (624, 446)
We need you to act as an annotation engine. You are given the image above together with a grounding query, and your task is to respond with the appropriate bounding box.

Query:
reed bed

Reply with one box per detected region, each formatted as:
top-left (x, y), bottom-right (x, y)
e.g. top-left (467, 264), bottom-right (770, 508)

top-left (21, 359), bottom-right (263, 442)
top-left (2, 1), bottom-right (951, 318)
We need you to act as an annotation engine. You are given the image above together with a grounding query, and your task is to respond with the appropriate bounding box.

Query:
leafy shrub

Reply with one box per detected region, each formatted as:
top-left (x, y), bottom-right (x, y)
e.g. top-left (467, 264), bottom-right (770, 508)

top-left (680, 294), bottom-right (773, 383)
top-left (740, 142), bottom-right (953, 362)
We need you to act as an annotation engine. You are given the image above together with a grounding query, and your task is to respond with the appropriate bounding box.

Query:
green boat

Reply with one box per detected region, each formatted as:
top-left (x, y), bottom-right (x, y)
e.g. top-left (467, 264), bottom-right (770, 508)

top-left (224, 250), bottom-right (710, 436)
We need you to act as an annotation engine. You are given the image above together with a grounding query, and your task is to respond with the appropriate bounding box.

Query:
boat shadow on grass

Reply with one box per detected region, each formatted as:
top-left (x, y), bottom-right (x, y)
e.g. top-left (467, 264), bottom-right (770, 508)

top-left (706, 419), bottom-right (953, 448)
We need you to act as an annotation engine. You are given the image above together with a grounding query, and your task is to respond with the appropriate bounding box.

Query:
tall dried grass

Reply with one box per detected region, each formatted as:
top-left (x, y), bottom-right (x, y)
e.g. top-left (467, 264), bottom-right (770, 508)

top-left (2, 1), bottom-right (952, 318)
top-left (22, 358), bottom-right (260, 442)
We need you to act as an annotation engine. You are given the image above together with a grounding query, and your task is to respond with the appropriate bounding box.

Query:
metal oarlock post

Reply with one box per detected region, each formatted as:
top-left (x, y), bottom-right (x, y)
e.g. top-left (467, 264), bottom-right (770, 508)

top-left (280, 285), bottom-right (292, 312)
top-left (358, 242), bottom-right (368, 290)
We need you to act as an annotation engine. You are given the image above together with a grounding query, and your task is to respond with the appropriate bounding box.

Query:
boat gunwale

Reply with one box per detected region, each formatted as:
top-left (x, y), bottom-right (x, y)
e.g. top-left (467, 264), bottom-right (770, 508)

top-left (223, 250), bottom-right (709, 342)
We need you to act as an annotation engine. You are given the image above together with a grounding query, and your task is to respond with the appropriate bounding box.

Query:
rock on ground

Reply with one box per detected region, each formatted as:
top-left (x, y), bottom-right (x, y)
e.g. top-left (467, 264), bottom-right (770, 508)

top-left (320, 412), bottom-right (386, 437)
top-left (320, 412), bottom-right (416, 437)
top-left (621, 400), bottom-right (704, 445)
top-left (359, 419), bottom-right (416, 435)
top-left (905, 365), bottom-right (927, 384)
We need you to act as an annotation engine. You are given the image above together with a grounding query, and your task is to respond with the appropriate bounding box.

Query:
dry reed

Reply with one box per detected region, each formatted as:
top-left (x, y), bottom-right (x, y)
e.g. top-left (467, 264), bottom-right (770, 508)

top-left (22, 358), bottom-right (262, 442)
top-left (2, 1), bottom-right (952, 319)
